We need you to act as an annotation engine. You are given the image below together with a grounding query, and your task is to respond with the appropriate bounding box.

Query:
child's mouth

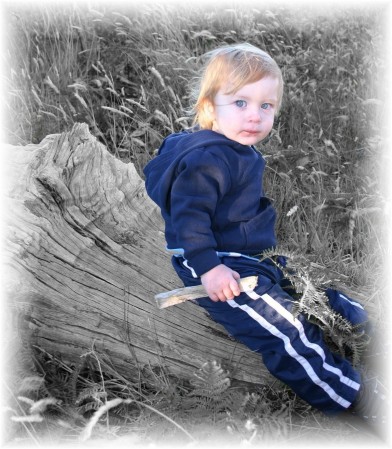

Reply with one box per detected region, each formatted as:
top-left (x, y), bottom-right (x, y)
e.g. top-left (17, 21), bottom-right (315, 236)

top-left (242, 130), bottom-right (260, 135)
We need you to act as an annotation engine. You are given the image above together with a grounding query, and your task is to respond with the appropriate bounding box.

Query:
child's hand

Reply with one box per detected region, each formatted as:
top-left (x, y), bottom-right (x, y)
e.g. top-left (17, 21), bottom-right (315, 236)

top-left (200, 264), bottom-right (241, 302)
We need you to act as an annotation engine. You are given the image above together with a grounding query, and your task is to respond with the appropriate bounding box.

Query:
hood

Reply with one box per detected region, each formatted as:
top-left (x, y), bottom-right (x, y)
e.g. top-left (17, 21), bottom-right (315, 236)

top-left (143, 130), bottom-right (239, 214)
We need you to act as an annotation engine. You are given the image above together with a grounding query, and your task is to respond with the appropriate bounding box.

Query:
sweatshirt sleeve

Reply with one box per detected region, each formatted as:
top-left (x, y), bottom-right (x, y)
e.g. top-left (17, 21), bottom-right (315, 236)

top-left (170, 149), bottom-right (231, 276)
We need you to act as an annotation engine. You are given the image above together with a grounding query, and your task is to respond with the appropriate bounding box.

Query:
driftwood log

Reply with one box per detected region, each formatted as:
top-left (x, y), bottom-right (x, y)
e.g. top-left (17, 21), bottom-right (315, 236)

top-left (3, 123), bottom-right (274, 386)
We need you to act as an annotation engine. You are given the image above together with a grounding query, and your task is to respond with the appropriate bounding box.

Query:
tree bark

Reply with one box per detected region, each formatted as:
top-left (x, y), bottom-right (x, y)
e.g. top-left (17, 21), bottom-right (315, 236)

top-left (3, 123), bottom-right (274, 385)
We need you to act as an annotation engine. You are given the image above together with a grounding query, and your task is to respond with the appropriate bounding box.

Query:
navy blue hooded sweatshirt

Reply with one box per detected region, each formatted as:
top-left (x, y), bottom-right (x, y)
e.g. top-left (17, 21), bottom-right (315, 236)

top-left (143, 129), bottom-right (277, 277)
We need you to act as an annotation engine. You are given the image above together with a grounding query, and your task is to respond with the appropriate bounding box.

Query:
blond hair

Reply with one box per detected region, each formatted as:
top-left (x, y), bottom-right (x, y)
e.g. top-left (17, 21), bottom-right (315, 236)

top-left (191, 43), bottom-right (284, 129)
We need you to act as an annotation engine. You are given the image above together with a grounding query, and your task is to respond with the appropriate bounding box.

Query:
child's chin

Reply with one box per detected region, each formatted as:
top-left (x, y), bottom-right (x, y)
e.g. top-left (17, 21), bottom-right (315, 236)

top-left (235, 136), bottom-right (262, 146)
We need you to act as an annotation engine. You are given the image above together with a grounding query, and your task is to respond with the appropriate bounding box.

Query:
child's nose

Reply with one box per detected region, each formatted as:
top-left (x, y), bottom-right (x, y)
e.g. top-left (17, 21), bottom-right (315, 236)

top-left (248, 107), bottom-right (262, 122)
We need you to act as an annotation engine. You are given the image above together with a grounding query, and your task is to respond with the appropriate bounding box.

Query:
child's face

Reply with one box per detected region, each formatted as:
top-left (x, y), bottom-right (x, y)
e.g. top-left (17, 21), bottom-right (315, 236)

top-left (209, 76), bottom-right (279, 146)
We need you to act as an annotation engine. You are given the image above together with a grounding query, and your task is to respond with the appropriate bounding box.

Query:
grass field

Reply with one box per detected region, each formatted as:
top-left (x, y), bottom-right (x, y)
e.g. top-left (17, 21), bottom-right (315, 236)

top-left (2, 0), bottom-right (390, 446)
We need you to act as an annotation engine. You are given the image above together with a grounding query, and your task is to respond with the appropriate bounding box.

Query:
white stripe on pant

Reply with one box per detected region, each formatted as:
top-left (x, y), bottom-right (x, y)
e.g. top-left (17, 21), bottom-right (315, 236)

top-left (227, 289), bottom-right (359, 409)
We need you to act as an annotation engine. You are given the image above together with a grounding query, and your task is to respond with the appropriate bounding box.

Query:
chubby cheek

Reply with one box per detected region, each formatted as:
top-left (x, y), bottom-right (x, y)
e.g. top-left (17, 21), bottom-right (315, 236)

top-left (263, 115), bottom-right (275, 132)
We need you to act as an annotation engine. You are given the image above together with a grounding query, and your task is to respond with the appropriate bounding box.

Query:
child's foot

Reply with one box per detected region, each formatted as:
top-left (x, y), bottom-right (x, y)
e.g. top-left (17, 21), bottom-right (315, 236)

top-left (350, 369), bottom-right (388, 429)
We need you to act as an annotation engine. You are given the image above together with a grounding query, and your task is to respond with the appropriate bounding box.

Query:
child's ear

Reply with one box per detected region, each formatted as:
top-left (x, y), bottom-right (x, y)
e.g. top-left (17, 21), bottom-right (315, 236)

top-left (203, 100), bottom-right (215, 120)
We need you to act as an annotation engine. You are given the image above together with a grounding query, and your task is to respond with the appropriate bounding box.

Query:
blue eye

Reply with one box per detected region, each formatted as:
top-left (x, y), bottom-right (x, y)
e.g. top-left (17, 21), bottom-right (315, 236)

top-left (261, 103), bottom-right (272, 110)
top-left (235, 100), bottom-right (247, 108)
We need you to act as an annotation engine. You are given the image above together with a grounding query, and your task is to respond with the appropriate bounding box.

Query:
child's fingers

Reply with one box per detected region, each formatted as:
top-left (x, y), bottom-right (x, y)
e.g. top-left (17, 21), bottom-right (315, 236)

top-left (208, 287), bottom-right (227, 302)
top-left (209, 293), bottom-right (219, 302)
top-left (222, 287), bottom-right (235, 301)
top-left (230, 276), bottom-right (241, 296)
top-left (201, 266), bottom-right (242, 301)
top-left (232, 270), bottom-right (241, 280)
top-left (215, 291), bottom-right (228, 302)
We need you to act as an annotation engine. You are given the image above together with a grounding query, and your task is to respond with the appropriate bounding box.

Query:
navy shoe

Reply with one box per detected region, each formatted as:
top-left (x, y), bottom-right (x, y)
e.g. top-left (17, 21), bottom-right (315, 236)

top-left (350, 369), bottom-right (388, 427)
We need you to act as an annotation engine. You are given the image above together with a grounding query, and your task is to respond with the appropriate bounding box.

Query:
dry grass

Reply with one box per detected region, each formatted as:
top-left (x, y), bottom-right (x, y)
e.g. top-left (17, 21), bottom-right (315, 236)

top-left (3, 346), bottom-right (380, 447)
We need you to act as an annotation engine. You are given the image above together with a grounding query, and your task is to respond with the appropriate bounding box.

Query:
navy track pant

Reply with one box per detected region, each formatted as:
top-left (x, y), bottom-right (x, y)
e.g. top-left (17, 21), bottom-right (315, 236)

top-left (172, 253), bottom-right (367, 414)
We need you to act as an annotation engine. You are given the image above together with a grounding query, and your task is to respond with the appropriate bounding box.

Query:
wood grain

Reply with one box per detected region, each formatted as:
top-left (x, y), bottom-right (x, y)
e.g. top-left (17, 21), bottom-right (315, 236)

top-left (3, 123), bottom-right (273, 385)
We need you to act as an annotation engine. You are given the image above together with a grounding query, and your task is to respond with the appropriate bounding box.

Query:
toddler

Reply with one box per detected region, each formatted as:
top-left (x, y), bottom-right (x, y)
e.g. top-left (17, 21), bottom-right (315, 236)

top-left (144, 43), bottom-right (385, 423)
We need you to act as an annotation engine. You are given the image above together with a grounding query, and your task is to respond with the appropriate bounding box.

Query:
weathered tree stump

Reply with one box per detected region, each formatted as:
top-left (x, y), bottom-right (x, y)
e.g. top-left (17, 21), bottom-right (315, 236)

top-left (3, 123), bottom-right (274, 385)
